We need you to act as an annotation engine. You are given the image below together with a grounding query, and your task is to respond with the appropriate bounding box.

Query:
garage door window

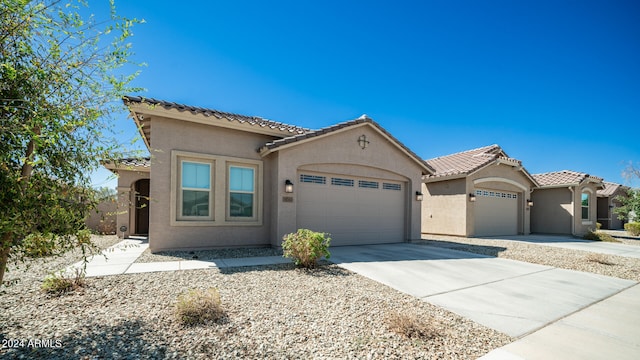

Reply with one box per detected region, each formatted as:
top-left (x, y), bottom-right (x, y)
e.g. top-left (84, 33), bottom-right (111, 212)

top-left (300, 174), bottom-right (326, 184)
top-left (358, 180), bottom-right (379, 189)
top-left (383, 183), bottom-right (401, 191)
top-left (331, 177), bottom-right (354, 187)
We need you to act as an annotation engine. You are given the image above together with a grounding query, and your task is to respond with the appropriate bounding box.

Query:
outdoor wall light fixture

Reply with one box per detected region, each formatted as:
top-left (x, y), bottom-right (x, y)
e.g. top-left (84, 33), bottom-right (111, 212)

top-left (469, 193), bottom-right (477, 202)
top-left (415, 191), bottom-right (423, 201)
top-left (358, 134), bottom-right (370, 149)
top-left (285, 179), bottom-right (294, 193)
top-left (527, 199), bottom-right (534, 207)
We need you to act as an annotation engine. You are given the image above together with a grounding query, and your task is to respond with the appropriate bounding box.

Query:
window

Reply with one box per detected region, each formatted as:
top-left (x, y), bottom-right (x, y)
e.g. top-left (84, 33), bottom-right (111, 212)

top-left (384, 183), bottom-right (402, 191)
top-left (172, 151), bottom-right (263, 226)
top-left (358, 180), bottom-right (379, 189)
top-left (300, 174), bottom-right (326, 184)
top-left (229, 166), bottom-right (255, 218)
top-left (581, 192), bottom-right (590, 220)
top-left (180, 161), bottom-right (212, 219)
top-left (332, 177), bottom-right (354, 187)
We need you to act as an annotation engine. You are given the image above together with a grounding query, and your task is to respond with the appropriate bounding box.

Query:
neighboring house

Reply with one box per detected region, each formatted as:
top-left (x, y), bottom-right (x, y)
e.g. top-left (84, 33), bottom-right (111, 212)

top-left (106, 96), bottom-right (433, 252)
top-left (422, 145), bottom-right (538, 237)
top-left (597, 181), bottom-right (630, 230)
top-left (531, 170), bottom-right (604, 235)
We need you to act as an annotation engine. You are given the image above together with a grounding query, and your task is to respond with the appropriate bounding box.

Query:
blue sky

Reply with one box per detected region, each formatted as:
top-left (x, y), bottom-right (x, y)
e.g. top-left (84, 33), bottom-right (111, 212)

top-left (91, 0), bottom-right (640, 189)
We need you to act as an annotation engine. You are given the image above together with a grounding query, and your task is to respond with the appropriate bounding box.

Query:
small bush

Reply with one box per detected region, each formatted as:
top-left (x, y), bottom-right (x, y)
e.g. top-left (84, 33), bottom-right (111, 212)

top-left (625, 222), bottom-right (640, 236)
top-left (22, 233), bottom-right (57, 258)
top-left (386, 312), bottom-right (436, 340)
top-left (583, 231), bottom-right (619, 242)
top-left (41, 269), bottom-right (86, 295)
top-left (596, 222), bottom-right (602, 230)
top-left (175, 288), bottom-right (224, 325)
top-left (282, 229), bottom-right (331, 268)
top-left (586, 253), bottom-right (616, 266)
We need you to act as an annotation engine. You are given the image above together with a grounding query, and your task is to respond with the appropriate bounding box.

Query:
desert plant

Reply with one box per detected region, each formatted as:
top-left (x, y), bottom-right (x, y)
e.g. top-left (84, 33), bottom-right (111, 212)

top-left (21, 233), bottom-right (58, 258)
top-left (41, 268), bottom-right (86, 295)
top-left (175, 288), bottom-right (224, 325)
top-left (596, 222), bottom-right (602, 230)
top-left (282, 229), bottom-right (331, 268)
top-left (625, 222), bottom-right (640, 236)
top-left (386, 311), bottom-right (436, 340)
top-left (583, 231), bottom-right (619, 242)
top-left (586, 253), bottom-right (616, 266)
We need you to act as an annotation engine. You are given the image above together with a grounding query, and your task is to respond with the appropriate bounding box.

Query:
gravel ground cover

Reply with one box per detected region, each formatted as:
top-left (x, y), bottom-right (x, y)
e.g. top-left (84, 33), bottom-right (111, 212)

top-left (1, 236), bottom-right (510, 359)
top-left (418, 235), bottom-right (640, 282)
top-left (135, 247), bottom-right (282, 263)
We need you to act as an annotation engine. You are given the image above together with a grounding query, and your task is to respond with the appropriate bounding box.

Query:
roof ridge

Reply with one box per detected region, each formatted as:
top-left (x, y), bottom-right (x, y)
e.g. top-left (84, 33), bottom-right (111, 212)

top-left (426, 144), bottom-right (500, 161)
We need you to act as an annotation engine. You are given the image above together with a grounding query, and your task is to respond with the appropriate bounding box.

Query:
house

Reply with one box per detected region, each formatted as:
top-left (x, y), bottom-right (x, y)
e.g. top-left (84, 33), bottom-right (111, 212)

top-left (421, 145), bottom-right (538, 237)
top-left (531, 170), bottom-right (604, 235)
top-left (597, 181), bottom-right (630, 230)
top-left (105, 96), bottom-right (433, 252)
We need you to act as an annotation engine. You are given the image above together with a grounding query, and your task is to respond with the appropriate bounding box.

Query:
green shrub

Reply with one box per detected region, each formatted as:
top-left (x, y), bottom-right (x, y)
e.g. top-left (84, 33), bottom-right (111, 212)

top-left (583, 231), bottom-right (619, 242)
top-left (386, 311), bottom-right (436, 340)
top-left (282, 229), bottom-right (331, 268)
top-left (41, 269), bottom-right (85, 295)
top-left (22, 233), bottom-right (58, 258)
top-left (625, 222), bottom-right (640, 236)
top-left (175, 288), bottom-right (224, 325)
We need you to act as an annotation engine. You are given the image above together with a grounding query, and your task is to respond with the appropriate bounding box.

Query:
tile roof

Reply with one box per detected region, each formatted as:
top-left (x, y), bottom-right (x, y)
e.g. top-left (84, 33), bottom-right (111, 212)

top-left (123, 96), bottom-right (310, 135)
top-left (533, 170), bottom-right (603, 187)
top-left (424, 144), bottom-right (524, 179)
top-left (258, 116), bottom-right (435, 173)
top-left (597, 181), bottom-right (629, 197)
top-left (104, 157), bottom-right (151, 169)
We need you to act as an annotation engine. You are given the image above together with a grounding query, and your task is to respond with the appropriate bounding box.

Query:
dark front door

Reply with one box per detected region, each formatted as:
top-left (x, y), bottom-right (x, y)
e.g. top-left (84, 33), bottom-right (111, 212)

top-left (135, 179), bottom-right (150, 235)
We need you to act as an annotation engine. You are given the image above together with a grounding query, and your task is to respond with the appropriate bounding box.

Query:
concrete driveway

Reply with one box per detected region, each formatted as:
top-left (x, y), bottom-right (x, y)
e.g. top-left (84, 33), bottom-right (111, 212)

top-left (487, 234), bottom-right (640, 259)
top-left (329, 243), bottom-right (638, 356)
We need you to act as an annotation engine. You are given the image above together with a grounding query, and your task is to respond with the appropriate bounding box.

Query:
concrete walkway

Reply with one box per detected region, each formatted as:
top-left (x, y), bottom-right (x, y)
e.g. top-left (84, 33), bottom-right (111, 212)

top-left (66, 238), bottom-right (290, 277)
top-left (330, 243), bottom-right (639, 359)
top-left (489, 234), bottom-right (640, 259)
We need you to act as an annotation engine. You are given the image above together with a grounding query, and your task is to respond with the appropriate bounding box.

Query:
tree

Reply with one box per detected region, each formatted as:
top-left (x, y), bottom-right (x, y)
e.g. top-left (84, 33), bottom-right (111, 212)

top-left (0, 0), bottom-right (143, 285)
top-left (614, 162), bottom-right (640, 222)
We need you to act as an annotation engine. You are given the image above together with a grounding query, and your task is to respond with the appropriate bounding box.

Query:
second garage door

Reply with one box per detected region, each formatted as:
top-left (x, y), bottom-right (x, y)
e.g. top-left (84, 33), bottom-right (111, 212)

top-left (297, 172), bottom-right (406, 246)
top-left (474, 188), bottom-right (519, 236)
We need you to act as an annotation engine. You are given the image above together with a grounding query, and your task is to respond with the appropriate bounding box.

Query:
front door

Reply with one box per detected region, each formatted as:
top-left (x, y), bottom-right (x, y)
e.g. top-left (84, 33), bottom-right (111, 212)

top-left (135, 179), bottom-right (150, 235)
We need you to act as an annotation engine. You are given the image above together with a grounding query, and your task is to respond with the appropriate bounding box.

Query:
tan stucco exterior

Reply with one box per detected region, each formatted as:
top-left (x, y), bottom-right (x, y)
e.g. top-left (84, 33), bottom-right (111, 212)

top-left (422, 162), bottom-right (535, 237)
top-left (111, 101), bottom-right (429, 252)
top-left (531, 183), bottom-right (600, 235)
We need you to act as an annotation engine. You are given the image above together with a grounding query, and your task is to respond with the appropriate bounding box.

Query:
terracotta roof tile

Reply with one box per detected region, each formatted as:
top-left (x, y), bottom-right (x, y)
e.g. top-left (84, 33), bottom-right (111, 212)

top-left (123, 96), bottom-right (310, 135)
top-left (597, 181), bottom-right (629, 197)
top-left (103, 157), bottom-right (150, 170)
top-left (533, 170), bottom-right (603, 187)
top-left (424, 144), bottom-right (515, 178)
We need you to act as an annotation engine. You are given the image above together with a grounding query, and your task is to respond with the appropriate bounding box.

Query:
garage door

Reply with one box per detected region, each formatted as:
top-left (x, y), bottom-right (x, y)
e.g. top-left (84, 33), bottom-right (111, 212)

top-left (474, 189), bottom-right (518, 236)
top-left (297, 172), bottom-right (405, 246)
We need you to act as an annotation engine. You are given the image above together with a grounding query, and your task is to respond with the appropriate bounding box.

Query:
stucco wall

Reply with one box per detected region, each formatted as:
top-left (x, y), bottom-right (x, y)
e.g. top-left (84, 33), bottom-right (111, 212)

top-left (85, 198), bottom-right (117, 234)
top-left (422, 178), bottom-right (467, 236)
top-left (269, 124), bottom-right (426, 247)
top-left (573, 184), bottom-right (600, 235)
top-left (531, 188), bottom-right (572, 234)
top-left (148, 116), bottom-right (279, 251)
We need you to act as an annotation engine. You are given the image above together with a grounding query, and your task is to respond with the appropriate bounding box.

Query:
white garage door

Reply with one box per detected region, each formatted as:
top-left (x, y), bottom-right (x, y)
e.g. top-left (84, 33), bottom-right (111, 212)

top-left (297, 172), bottom-right (406, 246)
top-left (474, 189), bottom-right (518, 236)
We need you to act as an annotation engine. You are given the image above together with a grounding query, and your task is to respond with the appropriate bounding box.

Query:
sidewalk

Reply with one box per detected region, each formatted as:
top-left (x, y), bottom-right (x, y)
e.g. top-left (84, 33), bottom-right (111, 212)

top-left (66, 238), bottom-right (291, 277)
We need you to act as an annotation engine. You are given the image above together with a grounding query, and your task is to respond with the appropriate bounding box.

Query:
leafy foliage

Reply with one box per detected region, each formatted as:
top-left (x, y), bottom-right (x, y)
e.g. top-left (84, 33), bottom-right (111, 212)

top-left (0, 0), bottom-right (144, 285)
top-left (175, 288), bottom-right (225, 325)
top-left (624, 223), bottom-right (640, 237)
top-left (41, 268), bottom-right (86, 295)
top-left (282, 229), bottom-right (331, 268)
top-left (613, 189), bottom-right (640, 222)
